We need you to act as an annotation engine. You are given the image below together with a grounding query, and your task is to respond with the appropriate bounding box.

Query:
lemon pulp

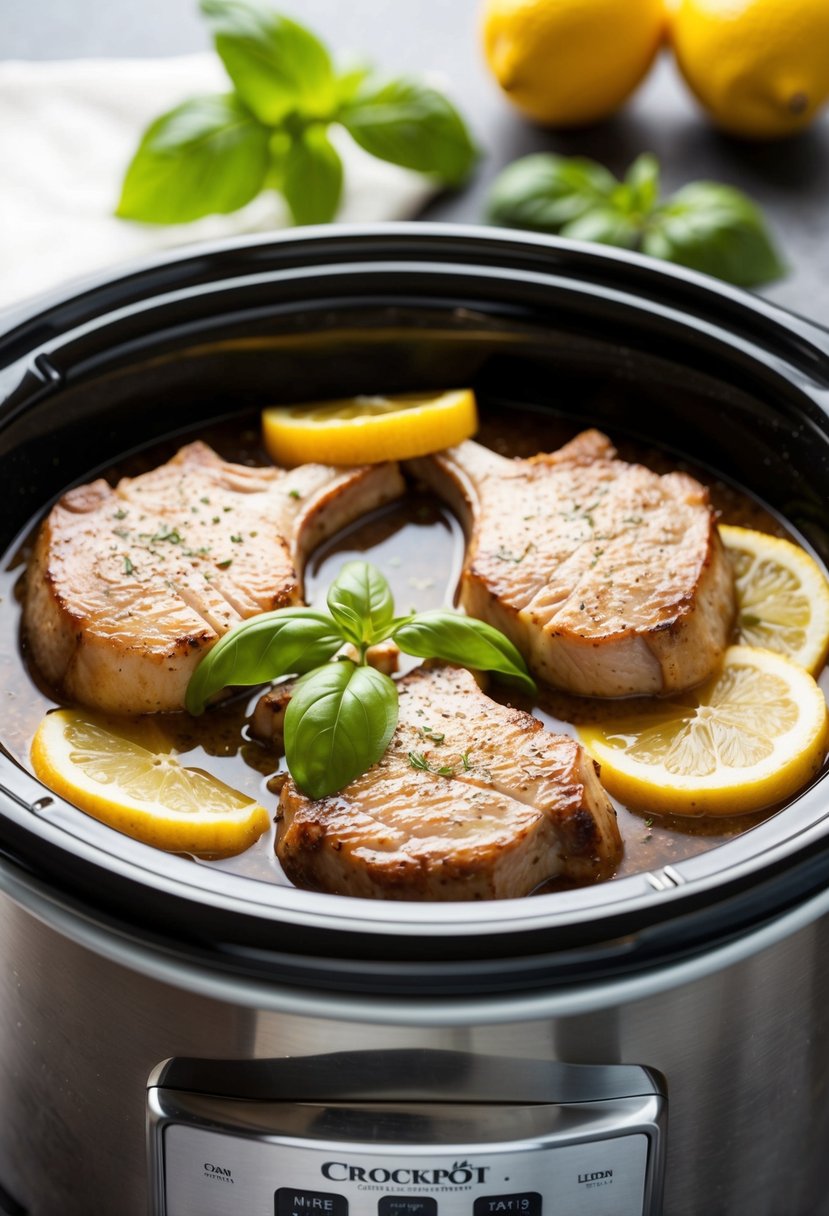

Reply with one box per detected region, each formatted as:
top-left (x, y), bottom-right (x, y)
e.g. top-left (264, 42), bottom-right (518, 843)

top-left (31, 710), bottom-right (270, 857)
top-left (721, 525), bottom-right (829, 674)
top-left (579, 646), bottom-right (828, 816)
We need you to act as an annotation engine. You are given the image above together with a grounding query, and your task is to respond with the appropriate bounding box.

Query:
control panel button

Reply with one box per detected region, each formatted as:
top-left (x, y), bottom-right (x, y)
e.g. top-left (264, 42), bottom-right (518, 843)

top-left (378, 1199), bottom-right (438, 1216)
top-left (276, 1187), bottom-right (348, 1216)
top-left (474, 1195), bottom-right (541, 1216)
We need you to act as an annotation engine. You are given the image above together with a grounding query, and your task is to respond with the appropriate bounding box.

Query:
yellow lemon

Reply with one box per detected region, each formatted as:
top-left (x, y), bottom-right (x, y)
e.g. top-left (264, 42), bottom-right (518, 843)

top-left (262, 389), bottom-right (478, 467)
top-left (669, 0), bottom-right (829, 139)
top-left (578, 646), bottom-right (828, 816)
top-left (721, 525), bottom-right (829, 674)
top-left (481, 0), bottom-right (666, 127)
top-left (31, 709), bottom-right (270, 857)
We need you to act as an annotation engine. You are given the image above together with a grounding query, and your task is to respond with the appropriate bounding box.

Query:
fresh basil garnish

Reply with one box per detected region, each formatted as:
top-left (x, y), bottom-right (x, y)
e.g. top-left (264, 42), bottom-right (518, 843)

top-left (201, 0), bottom-right (337, 125)
top-left (116, 93), bottom-right (270, 225)
top-left (488, 153), bottom-right (617, 232)
top-left (118, 2), bottom-right (476, 227)
top-left (642, 182), bottom-right (787, 287)
top-left (185, 609), bottom-right (343, 715)
top-left (487, 151), bottom-right (784, 288)
top-left (340, 78), bottom-right (478, 187)
top-left (284, 660), bottom-right (398, 799)
top-left (392, 610), bottom-right (537, 696)
top-left (281, 125), bottom-right (343, 226)
top-left (186, 559), bottom-right (535, 798)
top-left (327, 560), bottom-right (395, 647)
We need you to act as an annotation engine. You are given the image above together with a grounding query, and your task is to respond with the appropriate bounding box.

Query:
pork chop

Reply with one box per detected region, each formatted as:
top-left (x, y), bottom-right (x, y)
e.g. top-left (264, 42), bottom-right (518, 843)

top-left (24, 442), bottom-right (404, 714)
top-left (408, 432), bottom-right (735, 697)
top-left (258, 664), bottom-right (622, 901)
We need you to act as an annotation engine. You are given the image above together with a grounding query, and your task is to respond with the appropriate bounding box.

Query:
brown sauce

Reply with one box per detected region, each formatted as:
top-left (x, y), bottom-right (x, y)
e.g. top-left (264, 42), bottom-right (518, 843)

top-left (1, 406), bottom-right (825, 895)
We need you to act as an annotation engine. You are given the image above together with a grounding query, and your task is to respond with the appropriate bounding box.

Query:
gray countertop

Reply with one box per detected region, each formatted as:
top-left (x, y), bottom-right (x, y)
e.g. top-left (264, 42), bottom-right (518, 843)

top-left (6, 0), bottom-right (829, 323)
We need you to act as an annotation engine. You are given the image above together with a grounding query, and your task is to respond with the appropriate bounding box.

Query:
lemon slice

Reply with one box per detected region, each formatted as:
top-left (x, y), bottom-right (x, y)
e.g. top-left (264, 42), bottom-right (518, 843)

top-left (578, 647), bottom-right (828, 817)
top-left (262, 389), bottom-right (478, 466)
top-left (31, 710), bottom-right (270, 857)
top-left (721, 525), bottom-right (829, 674)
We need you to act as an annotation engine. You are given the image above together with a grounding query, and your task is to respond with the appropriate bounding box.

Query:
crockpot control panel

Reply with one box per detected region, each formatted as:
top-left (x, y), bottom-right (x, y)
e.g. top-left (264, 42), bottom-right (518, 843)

top-left (148, 1055), bottom-right (665, 1216)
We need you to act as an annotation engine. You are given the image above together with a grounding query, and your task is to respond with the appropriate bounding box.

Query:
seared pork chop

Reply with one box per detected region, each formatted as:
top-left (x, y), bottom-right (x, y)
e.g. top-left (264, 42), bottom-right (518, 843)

top-left (25, 442), bottom-right (404, 714)
top-left (409, 432), bottom-right (735, 697)
top-left (257, 664), bottom-right (621, 901)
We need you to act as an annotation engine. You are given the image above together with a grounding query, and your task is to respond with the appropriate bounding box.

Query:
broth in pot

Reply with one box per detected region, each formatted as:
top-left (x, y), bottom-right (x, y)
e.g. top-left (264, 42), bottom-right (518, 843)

top-left (1, 404), bottom-right (825, 896)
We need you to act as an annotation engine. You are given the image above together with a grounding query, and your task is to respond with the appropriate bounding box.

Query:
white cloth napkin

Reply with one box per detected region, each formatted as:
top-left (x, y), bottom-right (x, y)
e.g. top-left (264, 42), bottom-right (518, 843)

top-left (0, 55), bottom-right (437, 309)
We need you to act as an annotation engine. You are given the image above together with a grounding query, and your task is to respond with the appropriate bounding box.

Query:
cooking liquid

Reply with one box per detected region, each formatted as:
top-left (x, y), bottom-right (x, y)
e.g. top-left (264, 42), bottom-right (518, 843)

top-left (1, 408), bottom-right (824, 894)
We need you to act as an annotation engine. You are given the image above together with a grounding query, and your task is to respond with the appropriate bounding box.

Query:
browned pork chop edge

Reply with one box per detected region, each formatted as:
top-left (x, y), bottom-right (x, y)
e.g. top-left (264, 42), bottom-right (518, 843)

top-left (255, 664), bottom-right (622, 901)
top-left (24, 442), bottom-right (405, 714)
top-left (407, 431), bottom-right (736, 697)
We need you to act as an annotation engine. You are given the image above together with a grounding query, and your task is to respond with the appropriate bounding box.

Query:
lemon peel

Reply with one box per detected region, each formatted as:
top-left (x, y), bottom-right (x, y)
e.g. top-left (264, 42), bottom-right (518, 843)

top-left (579, 646), bottom-right (828, 817)
top-left (31, 709), bottom-right (270, 857)
top-left (262, 389), bottom-right (478, 467)
top-left (721, 525), bottom-right (829, 675)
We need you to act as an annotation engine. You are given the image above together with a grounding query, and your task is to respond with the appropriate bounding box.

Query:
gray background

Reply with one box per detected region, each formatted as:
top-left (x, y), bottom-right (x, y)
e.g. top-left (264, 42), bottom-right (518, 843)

top-left (6, 0), bottom-right (829, 322)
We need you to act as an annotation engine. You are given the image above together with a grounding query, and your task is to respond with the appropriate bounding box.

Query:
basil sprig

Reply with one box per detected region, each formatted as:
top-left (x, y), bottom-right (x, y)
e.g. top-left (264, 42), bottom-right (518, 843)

top-left (117, 0), bottom-right (477, 227)
top-left (488, 152), bottom-right (785, 288)
top-left (186, 560), bottom-right (535, 799)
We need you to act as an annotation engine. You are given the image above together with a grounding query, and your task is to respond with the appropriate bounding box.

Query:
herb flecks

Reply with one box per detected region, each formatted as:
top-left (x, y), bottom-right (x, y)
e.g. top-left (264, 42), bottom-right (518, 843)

top-left (495, 542), bottom-right (534, 564)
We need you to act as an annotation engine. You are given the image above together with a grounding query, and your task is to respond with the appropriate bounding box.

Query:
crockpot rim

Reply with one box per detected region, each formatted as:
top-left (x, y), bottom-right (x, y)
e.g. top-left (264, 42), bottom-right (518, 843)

top-left (2, 223), bottom-right (829, 987)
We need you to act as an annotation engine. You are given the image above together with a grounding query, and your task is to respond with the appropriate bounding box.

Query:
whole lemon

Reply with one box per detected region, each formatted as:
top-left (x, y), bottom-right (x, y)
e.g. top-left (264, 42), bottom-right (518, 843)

top-left (670, 0), bottom-right (829, 139)
top-left (481, 0), bottom-right (666, 127)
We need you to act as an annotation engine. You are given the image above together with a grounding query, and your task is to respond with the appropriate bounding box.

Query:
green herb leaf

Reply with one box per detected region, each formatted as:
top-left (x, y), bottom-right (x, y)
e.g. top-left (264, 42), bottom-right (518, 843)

top-left (618, 152), bottom-right (660, 218)
top-left (393, 610), bottom-right (536, 695)
top-left (116, 93), bottom-right (270, 224)
top-left (327, 560), bottom-right (395, 647)
top-left (200, 0), bottom-right (336, 124)
top-left (185, 608), bottom-right (344, 715)
top-left (487, 153), bottom-right (617, 231)
top-left (487, 151), bottom-right (785, 288)
top-left (335, 63), bottom-right (372, 106)
top-left (643, 181), bottom-right (786, 287)
top-left (282, 125), bottom-right (343, 225)
top-left (341, 77), bottom-right (477, 186)
top-left (284, 660), bottom-right (398, 799)
top-left (560, 207), bottom-right (640, 249)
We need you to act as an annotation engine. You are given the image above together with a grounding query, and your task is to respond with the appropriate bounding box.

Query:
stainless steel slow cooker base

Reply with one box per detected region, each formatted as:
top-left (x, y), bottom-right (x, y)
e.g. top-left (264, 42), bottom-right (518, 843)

top-left (2, 867), bottom-right (828, 1215)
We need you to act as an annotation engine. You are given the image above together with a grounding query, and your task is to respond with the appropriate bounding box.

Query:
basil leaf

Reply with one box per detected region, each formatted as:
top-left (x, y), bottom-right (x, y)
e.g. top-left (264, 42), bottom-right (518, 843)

top-left (620, 152), bottom-right (660, 218)
top-left (560, 206), bottom-right (641, 249)
top-left (643, 182), bottom-right (786, 287)
top-left (487, 153), bottom-right (617, 231)
top-left (200, 0), bottom-right (336, 124)
top-left (327, 560), bottom-right (394, 646)
top-left (186, 609), bottom-right (344, 715)
top-left (335, 63), bottom-right (372, 106)
top-left (284, 660), bottom-right (398, 799)
top-left (393, 611), bottom-right (537, 695)
top-left (282, 125), bottom-right (343, 225)
top-left (116, 93), bottom-right (269, 224)
top-left (341, 78), bottom-right (477, 186)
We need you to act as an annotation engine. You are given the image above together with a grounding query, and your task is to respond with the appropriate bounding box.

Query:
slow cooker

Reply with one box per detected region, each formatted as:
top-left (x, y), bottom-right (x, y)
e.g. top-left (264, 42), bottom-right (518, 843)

top-left (1, 225), bottom-right (829, 1216)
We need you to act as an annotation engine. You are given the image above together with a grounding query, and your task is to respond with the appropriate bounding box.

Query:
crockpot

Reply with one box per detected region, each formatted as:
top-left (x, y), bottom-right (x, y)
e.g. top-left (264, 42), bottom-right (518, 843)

top-left (1, 225), bottom-right (829, 1216)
